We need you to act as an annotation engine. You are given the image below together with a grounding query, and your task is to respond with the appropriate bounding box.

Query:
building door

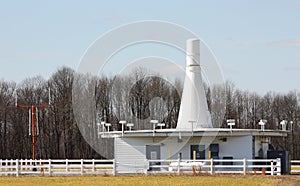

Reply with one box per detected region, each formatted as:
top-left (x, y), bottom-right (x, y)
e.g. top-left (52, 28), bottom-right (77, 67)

top-left (146, 145), bottom-right (161, 170)
top-left (209, 144), bottom-right (219, 159)
top-left (190, 145), bottom-right (205, 160)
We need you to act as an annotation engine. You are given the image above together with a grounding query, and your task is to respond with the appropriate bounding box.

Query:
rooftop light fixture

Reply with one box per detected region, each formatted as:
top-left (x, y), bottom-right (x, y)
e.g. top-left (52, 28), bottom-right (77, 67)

top-left (126, 123), bottom-right (134, 131)
top-left (105, 123), bottom-right (111, 132)
top-left (258, 119), bottom-right (267, 131)
top-left (188, 120), bottom-right (196, 134)
top-left (280, 120), bottom-right (287, 131)
top-left (226, 119), bottom-right (235, 132)
top-left (150, 120), bottom-right (158, 136)
top-left (119, 120), bottom-right (126, 136)
top-left (157, 123), bottom-right (165, 130)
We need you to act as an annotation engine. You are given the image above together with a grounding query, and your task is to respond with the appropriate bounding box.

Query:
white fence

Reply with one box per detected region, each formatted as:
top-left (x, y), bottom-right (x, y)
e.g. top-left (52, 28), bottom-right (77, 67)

top-left (0, 158), bottom-right (282, 177)
top-left (0, 159), bottom-right (115, 177)
top-left (291, 160), bottom-right (300, 174)
top-left (147, 158), bottom-right (281, 176)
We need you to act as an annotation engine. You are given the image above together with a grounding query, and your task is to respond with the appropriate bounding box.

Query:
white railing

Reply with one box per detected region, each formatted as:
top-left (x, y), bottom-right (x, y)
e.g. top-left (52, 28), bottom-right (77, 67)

top-left (1, 158), bottom-right (282, 176)
top-left (0, 159), bottom-right (115, 177)
top-left (148, 158), bottom-right (281, 176)
top-left (291, 160), bottom-right (300, 174)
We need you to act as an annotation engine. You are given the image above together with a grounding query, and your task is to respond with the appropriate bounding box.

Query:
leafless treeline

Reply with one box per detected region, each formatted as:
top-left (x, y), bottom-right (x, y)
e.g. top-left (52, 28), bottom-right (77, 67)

top-left (0, 67), bottom-right (300, 159)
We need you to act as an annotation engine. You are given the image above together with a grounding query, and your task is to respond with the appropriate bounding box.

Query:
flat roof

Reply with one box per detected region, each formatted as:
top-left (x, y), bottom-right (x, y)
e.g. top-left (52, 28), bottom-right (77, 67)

top-left (99, 128), bottom-right (288, 138)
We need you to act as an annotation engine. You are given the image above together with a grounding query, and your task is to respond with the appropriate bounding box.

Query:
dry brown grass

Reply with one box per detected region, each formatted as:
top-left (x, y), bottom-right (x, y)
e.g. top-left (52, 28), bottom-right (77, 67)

top-left (0, 175), bottom-right (299, 186)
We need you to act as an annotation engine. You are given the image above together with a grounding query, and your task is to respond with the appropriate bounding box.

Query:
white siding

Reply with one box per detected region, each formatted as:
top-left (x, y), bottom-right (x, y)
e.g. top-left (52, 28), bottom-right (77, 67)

top-left (159, 136), bottom-right (253, 160)
top-left (115, 138), bottom-right (147, 174)
top-left (162, 137), bottom-right (213, 159)
top-left (115, 135), bottom-right (254, 173)
top-left (217, 136), bottom-right (252, 159)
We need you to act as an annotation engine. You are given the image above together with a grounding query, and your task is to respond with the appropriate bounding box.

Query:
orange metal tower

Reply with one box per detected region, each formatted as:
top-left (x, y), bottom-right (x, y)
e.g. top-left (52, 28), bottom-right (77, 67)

top-left (15, 89), bottom-right (50, 161)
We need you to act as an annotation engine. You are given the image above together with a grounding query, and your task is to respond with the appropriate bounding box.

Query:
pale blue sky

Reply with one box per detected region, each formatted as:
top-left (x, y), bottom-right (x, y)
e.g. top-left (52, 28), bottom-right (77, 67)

top-left (0, 0), bottom-right (299, 94)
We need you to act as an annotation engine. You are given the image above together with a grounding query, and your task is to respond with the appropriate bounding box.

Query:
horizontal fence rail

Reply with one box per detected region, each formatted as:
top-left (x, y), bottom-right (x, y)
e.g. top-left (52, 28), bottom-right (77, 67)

top-left (0, 159), bottom-right (115, 177)
top-left (291, 160), bottom-right (300, 174)
top-left (147, 158), bottom-right (281, 176)
top-left (0, 158), bottom-right (288, 177)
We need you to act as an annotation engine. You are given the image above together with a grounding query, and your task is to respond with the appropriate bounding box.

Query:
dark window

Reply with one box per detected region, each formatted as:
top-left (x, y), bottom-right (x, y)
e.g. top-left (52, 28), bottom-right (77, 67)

top-left (223, 156), bottom-right (233, 165)
top-left (190, 145), bottom-right (205, 160)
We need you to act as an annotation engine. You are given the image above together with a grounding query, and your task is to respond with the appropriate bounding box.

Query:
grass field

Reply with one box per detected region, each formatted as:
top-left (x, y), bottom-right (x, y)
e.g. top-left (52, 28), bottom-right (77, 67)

top-left (0, 175), bottom-right (299, 186)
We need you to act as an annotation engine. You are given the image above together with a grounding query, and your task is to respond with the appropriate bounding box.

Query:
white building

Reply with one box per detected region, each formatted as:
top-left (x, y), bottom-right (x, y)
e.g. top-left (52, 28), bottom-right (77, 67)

top-left (101, 128), bottom-right (286, 174)
top-left (98, 39), bottom-right (288, 174)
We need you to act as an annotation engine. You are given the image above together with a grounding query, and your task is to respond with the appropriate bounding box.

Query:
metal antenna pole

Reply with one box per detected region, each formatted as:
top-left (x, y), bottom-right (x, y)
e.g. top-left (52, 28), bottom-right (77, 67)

top-left (15, 88), bottom-right (50, 169)
top-left (31, 106), bottom-right (36, 161)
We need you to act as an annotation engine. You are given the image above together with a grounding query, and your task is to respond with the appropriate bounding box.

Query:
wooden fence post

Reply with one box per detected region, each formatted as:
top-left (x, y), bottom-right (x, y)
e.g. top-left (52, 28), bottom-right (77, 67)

top-left (92, 159), bottom-right (95, 173)
top-left (270, 160), bottom-right (274, 175)
top-left (66, 159), bottom-right (68, 173)
top-left (10, 159), bottom-right (13, 174)
top-left (16, 159), bottom-right (19, 177)
top-left (81, 159), bottom-right (84, 176)
top-left (48, 159), bottom-right (52, 176)
top-left (177, 153), bottom-right (181, 175)
top-left (112, 159), bottom-right (116, 176)
top-left (243, 158), bottom-right (246, 175)
top-left (210, 158), bottom-right (213, 175)
top-left (276, 158), bottom-right (281, 175)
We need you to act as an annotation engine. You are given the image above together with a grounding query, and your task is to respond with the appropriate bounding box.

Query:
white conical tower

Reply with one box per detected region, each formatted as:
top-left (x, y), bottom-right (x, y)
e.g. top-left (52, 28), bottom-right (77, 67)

top-left (176, 38), bottom-right (213, 130)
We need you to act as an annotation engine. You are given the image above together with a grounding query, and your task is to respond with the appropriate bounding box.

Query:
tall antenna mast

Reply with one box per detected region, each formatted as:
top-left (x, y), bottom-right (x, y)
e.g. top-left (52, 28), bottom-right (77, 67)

top-left (15, 87), bottom-right (51, 166)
